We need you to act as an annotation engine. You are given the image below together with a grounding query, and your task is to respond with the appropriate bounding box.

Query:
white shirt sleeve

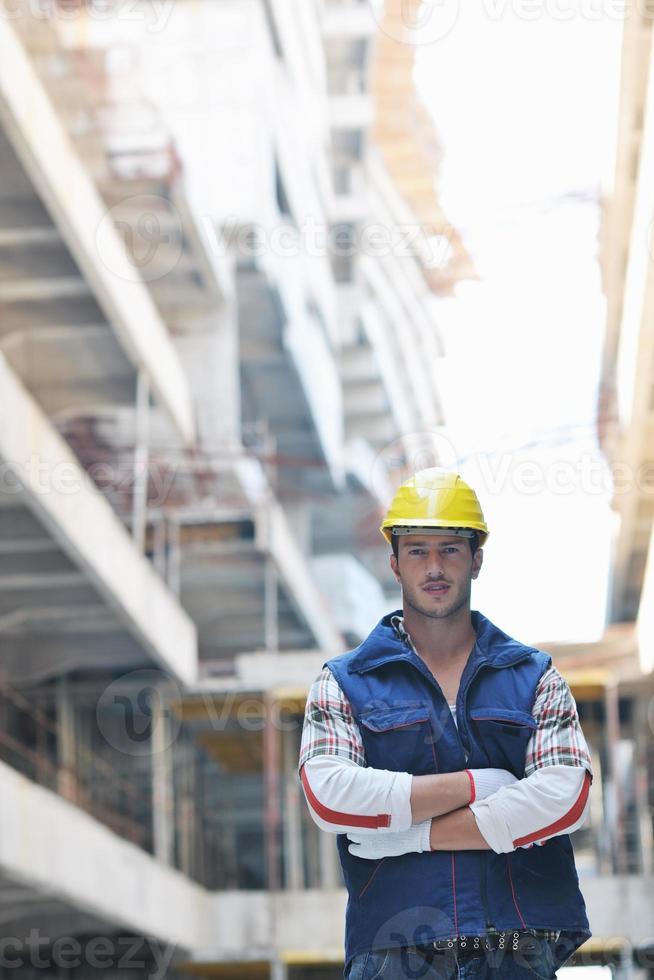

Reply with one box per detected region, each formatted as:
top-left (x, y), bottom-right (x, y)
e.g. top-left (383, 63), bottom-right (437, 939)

top-left (300, 755), bottom-right (414, 835)
top-left (470, 764), bottom-right (592, 853)
top-left (298, 665), bottom-right (414, 834)
top-left (470, 665), bottom-right (594, 853)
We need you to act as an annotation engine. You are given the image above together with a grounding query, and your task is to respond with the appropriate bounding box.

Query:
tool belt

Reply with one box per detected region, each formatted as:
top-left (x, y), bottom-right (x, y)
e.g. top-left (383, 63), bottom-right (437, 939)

top-left (412, 929), bottom-right (561, 959)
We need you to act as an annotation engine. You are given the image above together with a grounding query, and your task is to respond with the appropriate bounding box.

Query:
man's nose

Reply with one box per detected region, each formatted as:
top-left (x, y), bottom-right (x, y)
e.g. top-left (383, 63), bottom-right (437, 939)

top-left (425, 551), bottom-right (444, 576)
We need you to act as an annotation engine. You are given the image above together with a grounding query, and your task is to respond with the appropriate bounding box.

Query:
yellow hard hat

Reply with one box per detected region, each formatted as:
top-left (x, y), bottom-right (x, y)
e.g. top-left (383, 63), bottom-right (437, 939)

top-left (380, 469), bottom-right (489, 546)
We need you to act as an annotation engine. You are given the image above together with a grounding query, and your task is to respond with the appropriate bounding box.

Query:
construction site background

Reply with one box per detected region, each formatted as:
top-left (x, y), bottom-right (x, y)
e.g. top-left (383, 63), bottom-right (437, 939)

top-left (0, 0), bottom-right (652, 977)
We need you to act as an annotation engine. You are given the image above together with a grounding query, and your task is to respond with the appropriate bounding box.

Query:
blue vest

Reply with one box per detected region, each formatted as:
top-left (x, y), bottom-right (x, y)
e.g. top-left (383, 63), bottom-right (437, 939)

top-left (324, 610), bottom-right (591, 972)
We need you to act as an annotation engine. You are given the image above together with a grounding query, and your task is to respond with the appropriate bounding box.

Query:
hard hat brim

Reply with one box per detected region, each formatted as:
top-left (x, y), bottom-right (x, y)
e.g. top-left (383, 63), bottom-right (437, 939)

top-left (380, 518), bottom-right (488, 546)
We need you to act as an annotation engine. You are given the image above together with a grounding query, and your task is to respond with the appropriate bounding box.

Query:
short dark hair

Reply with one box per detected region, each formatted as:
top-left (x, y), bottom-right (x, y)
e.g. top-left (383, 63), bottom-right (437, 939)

top-left (391, 529), bottom-right (480, 560)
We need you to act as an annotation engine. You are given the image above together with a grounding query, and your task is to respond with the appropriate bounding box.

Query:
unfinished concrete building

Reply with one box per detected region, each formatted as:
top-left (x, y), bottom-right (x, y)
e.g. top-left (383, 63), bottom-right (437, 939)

top-left (0, 0), bottom-right (650, 977)
top-left (0, 0), bottom-right (462, 976)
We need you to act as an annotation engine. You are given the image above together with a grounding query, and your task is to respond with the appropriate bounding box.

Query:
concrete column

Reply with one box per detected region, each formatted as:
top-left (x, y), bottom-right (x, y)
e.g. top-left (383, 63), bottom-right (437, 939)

top-left (252, 496), bottom-right (343, 653)
top-left (265, 556), bottom-right (279, 653)
top-left (318, 825), bottom-right (341, 889)
top-left (56, 675), bottom-right (77, 803)
top-left (281, 724), bottom-right (304, 890)
top-left (264, 692), bottom-right (281, 891)
top-left (151, 689), bottom-right (175, 866)
top-left (605, 681), bottom-right (627, 873)
top-left (633, 695), bottom-right (653, 875)
top-left (167, 517), bottom-right (182, 598)
top-left (174, 307), bottom-right (241, 452)
top-left (270, 959), bottom-right (289, 980)
top-left (132, 369), bottom-right (150, 553)
top-left (614, 945), bottom-right (645, 980)
top-left (153, 516), bottom-right (168, 579)
top-left (281, 501), bottom-right (313, 555)
top-left (304, 815), bottom-right (321, 889)
top-left (178, 740), bottom-right (196, 879)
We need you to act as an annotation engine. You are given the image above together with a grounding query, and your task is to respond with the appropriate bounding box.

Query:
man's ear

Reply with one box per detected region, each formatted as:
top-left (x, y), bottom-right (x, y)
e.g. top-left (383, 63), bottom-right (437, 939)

top-left (390, 553), bottom-right (401, 583)
top-left (471, 548), bottom-right (483, 580)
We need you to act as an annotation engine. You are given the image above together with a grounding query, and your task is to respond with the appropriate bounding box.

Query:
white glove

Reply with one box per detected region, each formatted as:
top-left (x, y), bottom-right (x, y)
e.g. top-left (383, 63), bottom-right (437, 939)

top-left (466, 768), bottom-right (518, 801)
top-left (347, 820), bottom-right (432, 860)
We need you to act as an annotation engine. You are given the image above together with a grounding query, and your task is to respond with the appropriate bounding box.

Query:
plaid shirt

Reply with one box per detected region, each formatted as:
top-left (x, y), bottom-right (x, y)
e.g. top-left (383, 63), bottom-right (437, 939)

top-left (299, 616), bottom-right (592, 778)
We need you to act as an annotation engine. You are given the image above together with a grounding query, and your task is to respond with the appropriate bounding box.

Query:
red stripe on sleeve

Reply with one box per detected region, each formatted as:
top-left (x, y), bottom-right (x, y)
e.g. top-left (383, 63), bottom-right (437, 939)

top-left (465, 769), bottom-right (476, 804)
top-left (512, 770), bottom-right (592, 848)
top-left (300, 764), bottom-right (392, 829)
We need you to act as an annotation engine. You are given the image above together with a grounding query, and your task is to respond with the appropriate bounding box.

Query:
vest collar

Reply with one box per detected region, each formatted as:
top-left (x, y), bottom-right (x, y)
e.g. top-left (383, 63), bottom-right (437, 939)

top-left (347, 609), bottom-right (536, 674)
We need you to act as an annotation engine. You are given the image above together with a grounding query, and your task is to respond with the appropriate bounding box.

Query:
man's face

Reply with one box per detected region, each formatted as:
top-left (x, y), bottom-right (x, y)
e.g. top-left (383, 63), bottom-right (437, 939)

top-left (390, 533), bottom-right (483, 621)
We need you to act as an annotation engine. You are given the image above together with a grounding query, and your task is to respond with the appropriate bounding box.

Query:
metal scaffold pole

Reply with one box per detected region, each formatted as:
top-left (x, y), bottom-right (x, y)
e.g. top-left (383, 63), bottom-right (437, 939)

top-left (151, 686), bottom-right (175, 866)
top-left (264, 691), bottom-right (281, 892)
top-left (132, 368), bottom-right (151, 553)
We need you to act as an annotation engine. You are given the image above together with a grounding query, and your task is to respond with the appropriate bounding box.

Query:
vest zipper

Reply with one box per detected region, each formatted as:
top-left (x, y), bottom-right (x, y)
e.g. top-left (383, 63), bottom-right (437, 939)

top-left (463, 654), bottom-right (531, 936)
top-left (480, 852), bottom-right (496, 933)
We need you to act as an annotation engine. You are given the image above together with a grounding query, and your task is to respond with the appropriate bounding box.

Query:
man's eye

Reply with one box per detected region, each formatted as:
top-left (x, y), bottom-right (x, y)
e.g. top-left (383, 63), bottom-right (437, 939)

top-left (408, 549), bottom-right (425, 555)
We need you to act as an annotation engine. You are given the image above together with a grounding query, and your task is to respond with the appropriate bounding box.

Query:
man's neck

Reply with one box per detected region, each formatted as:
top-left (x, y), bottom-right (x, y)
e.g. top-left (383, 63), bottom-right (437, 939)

top-left (401, 605), bottom-right (477, 668)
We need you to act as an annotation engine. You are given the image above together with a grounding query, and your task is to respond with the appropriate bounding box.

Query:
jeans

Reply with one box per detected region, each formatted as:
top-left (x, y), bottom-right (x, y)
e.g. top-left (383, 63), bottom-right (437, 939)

top-left (344, 939), bottom-right (559, 980)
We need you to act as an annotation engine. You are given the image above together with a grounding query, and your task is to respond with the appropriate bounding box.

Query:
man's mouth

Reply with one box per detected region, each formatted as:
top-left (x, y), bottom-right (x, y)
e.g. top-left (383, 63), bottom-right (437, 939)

top-left (422, 582), bottom-right (450, 595)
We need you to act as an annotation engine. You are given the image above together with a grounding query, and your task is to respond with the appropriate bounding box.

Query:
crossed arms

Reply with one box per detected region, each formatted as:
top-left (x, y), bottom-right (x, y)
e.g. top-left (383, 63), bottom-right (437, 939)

top-left (298, 665), bottom-right (593, 856)
top-left (411, 771), bottom-right (492, 850)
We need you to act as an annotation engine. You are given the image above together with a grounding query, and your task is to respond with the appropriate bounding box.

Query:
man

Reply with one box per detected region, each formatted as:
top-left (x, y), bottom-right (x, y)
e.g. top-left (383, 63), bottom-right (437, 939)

top-left (298, 470), bottom-right (593, 979)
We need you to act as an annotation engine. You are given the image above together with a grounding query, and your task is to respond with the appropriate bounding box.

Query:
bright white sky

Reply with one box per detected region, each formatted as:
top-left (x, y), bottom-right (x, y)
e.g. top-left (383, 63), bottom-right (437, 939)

top-left (414, 4), bottom-right (624, 644)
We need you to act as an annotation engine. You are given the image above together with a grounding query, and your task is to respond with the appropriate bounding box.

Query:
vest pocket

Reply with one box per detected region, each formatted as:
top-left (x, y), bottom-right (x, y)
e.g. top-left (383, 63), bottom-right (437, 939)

top-left (359, 705), bottom-right (437, 774)
top-left (469, 707), bottom-right (537, 775)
